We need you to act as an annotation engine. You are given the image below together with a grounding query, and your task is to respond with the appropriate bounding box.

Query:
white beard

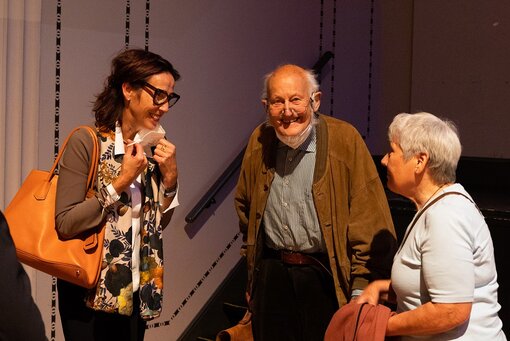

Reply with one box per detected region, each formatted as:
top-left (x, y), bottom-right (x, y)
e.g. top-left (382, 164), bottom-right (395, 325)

top-left (274, 119), bottom-right (314, 149)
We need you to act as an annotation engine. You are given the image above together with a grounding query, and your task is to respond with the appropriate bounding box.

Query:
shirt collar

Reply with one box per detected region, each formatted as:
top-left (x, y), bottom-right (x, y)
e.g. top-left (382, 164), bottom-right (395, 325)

top-left (299, 125), bottom-right (316, 153)
top-left (114, 122), bottom-right (125, 155)
top-left (114, 122), bottom-right (154, 157)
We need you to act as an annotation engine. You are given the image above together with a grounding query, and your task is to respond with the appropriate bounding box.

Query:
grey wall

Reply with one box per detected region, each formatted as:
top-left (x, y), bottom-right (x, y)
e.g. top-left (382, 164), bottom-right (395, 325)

top-left (33, 1), bottom-right (509, 340)
top-left (410, 0), bottom-right (510, 158)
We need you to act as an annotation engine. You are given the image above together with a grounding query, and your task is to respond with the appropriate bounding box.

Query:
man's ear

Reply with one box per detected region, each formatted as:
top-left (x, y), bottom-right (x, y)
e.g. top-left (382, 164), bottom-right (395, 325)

top-left (311, 91), bottom-right (321, 112)
top-left (261, 99), bottom-right (269, 112)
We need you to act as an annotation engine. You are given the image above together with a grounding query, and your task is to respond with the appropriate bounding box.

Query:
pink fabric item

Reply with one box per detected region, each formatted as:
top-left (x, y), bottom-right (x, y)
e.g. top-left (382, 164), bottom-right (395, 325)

top-left (324, 302), bottom-right (394, 341)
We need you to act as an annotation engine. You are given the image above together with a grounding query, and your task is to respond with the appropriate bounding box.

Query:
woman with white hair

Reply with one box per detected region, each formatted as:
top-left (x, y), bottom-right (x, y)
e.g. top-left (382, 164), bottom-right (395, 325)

top-left (357, 112), bottom-right (506, 340)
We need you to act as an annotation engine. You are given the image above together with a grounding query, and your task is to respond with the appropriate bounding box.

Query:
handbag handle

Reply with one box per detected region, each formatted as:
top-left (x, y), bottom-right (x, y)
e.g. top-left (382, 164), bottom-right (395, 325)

top-left (397, 191), bottom-right (471, 253)
top-left (35, 126), bottom-right (99, 200)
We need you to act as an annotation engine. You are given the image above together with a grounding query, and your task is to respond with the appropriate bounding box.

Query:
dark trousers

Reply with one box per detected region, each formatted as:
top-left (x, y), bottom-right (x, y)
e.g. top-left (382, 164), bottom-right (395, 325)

top-left (251, 257), bottom-right (339, 341)
top-left (57, 279), bottom-right (146, 341)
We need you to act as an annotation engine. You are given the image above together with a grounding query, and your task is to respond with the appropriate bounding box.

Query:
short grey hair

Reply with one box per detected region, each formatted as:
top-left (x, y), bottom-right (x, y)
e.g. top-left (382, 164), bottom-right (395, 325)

top-left (261, 64), bottom-right (319, 100)
top-left (388, 112), bottom-right (462, 184)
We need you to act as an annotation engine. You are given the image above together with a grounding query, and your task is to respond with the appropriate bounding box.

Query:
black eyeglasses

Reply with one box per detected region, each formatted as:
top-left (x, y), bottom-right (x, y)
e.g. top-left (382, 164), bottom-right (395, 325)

top-left (141, 82), bottom-right (180, 107)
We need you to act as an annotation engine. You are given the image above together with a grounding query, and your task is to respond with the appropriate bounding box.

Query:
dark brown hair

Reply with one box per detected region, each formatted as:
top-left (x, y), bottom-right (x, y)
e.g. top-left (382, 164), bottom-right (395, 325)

top-left (93, 48), bottom-right (180, 131)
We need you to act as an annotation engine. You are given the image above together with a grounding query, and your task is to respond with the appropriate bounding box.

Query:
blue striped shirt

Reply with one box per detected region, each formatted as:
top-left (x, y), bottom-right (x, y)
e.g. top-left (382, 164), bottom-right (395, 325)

top-left (263, 127), bottom-right (326, 253)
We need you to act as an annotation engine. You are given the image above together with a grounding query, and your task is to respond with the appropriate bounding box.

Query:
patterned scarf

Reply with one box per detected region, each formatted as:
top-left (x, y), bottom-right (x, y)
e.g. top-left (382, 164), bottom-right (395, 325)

top-left (86, 129), bottom-right (165, 320)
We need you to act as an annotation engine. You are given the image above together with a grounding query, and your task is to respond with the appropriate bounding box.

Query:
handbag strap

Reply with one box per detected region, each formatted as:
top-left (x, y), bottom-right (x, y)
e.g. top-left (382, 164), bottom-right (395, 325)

top-left (397, 191), bottom-right (470, 253)
top-left (82, 127), bottom-right (99, 197)
top-left (353, 302), bottom-right (368, 341)
top-left (50, 126), bottom-right (98, 185)
top-left (36, 126), bottom-right (99, 200)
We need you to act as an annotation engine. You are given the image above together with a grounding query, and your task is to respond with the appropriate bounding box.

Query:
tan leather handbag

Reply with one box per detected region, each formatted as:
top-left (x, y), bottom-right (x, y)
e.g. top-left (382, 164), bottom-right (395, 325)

top-left (216, 310), bottom-right (254, 341)
top-left (5, 126), bottom-right (105, 288)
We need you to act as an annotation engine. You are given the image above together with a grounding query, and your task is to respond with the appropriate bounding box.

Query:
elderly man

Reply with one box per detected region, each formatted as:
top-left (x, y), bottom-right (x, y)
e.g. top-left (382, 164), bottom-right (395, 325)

top-left (234, 64), bottom-right (397, 340)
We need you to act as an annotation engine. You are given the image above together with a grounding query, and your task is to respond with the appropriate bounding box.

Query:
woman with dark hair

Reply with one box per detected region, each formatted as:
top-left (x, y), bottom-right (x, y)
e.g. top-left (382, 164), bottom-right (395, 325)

top-left (55, 48), bottom-right (181, 340)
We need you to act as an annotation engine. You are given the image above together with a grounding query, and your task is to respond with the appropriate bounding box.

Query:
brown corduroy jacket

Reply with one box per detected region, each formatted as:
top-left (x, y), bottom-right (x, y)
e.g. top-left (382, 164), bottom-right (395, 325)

top-left (234, 114), bottom-right (397, 306)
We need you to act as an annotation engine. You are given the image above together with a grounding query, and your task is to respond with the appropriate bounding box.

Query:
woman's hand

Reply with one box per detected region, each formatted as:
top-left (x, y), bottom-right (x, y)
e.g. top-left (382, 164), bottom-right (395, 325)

top-left (113, 142), bottom-right (148, 193)
top-left (153, 138), bottom-right (178, 189)
top-left (356, 279), bottom-right (391, 305)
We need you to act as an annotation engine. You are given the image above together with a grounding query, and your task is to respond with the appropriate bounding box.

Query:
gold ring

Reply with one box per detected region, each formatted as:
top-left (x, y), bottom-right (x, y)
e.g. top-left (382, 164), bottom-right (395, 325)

top-left (161, 145), bottom-right (166, 152)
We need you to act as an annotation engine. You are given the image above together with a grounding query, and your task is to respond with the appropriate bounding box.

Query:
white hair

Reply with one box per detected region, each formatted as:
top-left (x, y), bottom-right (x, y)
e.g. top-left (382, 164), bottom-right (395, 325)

top-left (388, 112), bottom-right (462, 184)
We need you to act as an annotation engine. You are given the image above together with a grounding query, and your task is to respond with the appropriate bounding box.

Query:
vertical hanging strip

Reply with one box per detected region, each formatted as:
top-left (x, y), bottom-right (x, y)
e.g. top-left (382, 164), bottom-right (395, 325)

top-left (318, 0), bottom-right (324, 78)
top-left (54, 2), bottom-right (62, 160)
top-left (365, 0), bottom-right (375, 138)
top-left (125, 0), bottom-right (131, 49)
top-left (329, 0), bottom-right (337, 116)
top-left (51, 1), bottom-right (63, 340)
top-left (145, 0), bottom-right (150, 51)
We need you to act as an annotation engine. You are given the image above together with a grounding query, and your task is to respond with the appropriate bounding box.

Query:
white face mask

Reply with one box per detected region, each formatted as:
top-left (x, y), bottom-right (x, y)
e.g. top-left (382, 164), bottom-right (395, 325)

top-left (274, 120), bottom-right (313, 149)
top-left (131, 124), bottom-right (166, 148)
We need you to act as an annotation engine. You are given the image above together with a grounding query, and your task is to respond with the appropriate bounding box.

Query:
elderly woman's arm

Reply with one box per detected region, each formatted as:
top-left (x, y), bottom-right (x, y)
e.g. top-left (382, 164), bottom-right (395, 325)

top-left (387, 302), bottom-right (472, 336)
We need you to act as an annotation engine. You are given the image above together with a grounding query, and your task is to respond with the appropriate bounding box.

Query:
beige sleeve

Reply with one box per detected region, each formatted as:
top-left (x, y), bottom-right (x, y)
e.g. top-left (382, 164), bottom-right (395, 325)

top-left (55, 127), bottom-right (103, 238)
